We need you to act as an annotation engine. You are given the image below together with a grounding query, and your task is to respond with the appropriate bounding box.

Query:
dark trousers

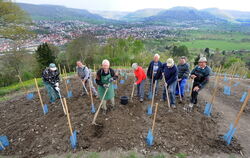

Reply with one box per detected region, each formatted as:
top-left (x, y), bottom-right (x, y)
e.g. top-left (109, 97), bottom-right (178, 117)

top-left (190, 82), bottom-right (200, 104)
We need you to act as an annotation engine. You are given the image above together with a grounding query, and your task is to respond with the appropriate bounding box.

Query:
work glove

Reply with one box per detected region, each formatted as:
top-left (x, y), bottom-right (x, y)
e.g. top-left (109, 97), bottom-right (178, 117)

top-left (55, 87), bottom-right (60, 92)
top-left (55, 82), bottom-right (59, 87)
top-left (109, 78), bottom-right (114, 82)
top-left (103, 84), bottom-right (109, 89)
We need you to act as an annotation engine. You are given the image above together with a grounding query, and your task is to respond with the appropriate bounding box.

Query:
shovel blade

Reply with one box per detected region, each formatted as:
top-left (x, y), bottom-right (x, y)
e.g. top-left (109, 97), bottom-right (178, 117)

top-left (147, 105), bottom-right (152, 115)
top-left (70, 130), bottom-right (77, 149)
top-left (224, 86), bottom-right (231, 95)
top-left (26, 93), bottom-right (34, 100)
top-left (113, 84), bottom-right (118, 89)
top-left (67, 91), bottom-right (73, 98)
top-left (0, 136), bottom-right (9, 150)
top-left (223, 124), bottom-right (237, 145)
top-left (146, 129), bottom-right (154, 146)
top-left (91, 104), bottom-right (96, 113)
top-left (240, 92), bottom-right (247, 102)
top-left (120, 80), bottom-right (125, 84)
top-left (204, 103), bottom-right (212, 117)
top-left (43, 104), bottom-right (49, 115)
top-left (66, 79), bottom-right (70, 84)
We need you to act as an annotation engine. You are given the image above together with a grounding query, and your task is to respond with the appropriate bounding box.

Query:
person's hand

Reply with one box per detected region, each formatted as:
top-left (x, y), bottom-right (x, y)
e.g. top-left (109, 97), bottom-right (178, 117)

top-left (55, 87), bottom-right (60, 92)
top-left (177, 79), bottom-right (182, 82)
top-left (82, 79), bottom-right (87, 83)
top-left (109, 78), bottom-right (114, 82)
top-left (164, 83), bottom-right (168, 87)
top-left (134, 82), bottom-right (137, 85)
top-left (190, 75), bottom-right (196, 79)
top-left (103, 84), bottom-right (109, 89)
top-left (193, 86), bottom-right (199, 92)
top-left (55, 82), bottom-right (59, 87)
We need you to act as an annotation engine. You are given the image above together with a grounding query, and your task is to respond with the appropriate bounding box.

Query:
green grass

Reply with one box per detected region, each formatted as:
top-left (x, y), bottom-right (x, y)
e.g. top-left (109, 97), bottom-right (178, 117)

top-left (175, 153), bottom-right (188, 158)
top-left (181, 40), bottom-right (250, 50)
top-left (0, 78), bottom-right (43, 97)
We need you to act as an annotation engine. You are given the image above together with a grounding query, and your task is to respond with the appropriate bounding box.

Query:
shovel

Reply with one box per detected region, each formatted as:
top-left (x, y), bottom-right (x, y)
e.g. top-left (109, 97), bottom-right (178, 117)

top-left (223, 89), bottom-right (250, 145)
top-left (92, 83), bottom-right (110, 125)
top-left (204, 66), bottom-right (221, 117)
top-left (34, 78), bottom-right (48, 115)
top-left (148, 72), bottom-right (154, 100)
top-left (224, 66), bottom-right (237, 96)
top-left (177, 80), bottom-right (182, 102)
top-left (64, 77), bottom-right (73, 98)
top-left (240, 91), bottom-right (247, 102)
top-left (54, 87), bottom-right (67, 115)
top-left (130, 81), bottom-right (136, 102)
top-left (0, 136), bottom-right (9, 150)
top-left (81, 80), bottom-right (89, 96)
top-left (147, 80), bottom-right (157, 115)
top-left (146, 103), bottom-right (159, 146)
top-left (162, 73), bottom-right (171, 111)
top-left (63, 98), bottom-right (77, 149)
top-left (17, 75), bottom-right (34, 100)
top-left (88, 79), bottom-right (96, 113)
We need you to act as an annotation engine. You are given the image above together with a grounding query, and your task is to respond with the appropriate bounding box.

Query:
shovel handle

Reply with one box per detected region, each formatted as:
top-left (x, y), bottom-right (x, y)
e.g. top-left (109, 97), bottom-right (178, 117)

top-left (162, 73), bottom-right (171, 108)
top-left (34, 78), bottom-right (44, 109)
top-left (189, 79), bottom-right (194, 97)
top-left (131, 82), bottom-right (135, 102)
top-left (152, 103), bottom-right (159, 134)
top-left (150, 80), bottom-right (157, 108)
top-left (177, 81), bottom-right (182, 102)
top-left (88, 79), bottom-right (94, 105)
top-left (17, 75), bottom-right (28, 94)
top-left (63, 98), bottom-right (73, 136)
top-left (92, 83), bottom-right (110, 124)
top-left (82, 81), bottom-right (89, 95)
top-left (234, 89), bottom-right (250, 127)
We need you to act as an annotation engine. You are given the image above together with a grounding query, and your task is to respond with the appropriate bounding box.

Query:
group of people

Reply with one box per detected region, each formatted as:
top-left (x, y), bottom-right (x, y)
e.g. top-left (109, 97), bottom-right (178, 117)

top-left (42, 54), bottom-right (211, 114)
top-left (131, 54), bottom-right (211, 111)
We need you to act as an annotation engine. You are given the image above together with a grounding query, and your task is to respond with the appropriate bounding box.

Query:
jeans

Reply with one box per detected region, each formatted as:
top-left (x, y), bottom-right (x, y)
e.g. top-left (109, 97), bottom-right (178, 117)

top-left (137, 79), bottom-right (145, 99)
top-left (175, 78), bottom-right (187, 97)
top-left (44, 82), bottom-right (59, 103)
top-left (163, 80), bottom-right (177, 105)
top-left (149, 79), bottom-right (159, 95)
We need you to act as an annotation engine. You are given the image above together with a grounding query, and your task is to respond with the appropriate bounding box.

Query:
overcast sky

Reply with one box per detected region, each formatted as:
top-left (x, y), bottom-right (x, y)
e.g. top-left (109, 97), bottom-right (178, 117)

top-left (15, 0), bottom-right (250, 12)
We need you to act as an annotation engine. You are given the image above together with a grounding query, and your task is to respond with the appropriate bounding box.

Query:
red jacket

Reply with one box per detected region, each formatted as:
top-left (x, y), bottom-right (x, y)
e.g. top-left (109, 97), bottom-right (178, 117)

top-left (134, 66), bottom-right (146, 84)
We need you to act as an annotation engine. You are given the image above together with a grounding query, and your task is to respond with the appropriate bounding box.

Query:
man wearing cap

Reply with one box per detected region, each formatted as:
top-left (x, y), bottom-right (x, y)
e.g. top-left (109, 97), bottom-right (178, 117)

top-left (188, 57), bottom-right (211, 111)
top-left (132, 63), bottom-right (147, 102)
top-left (76, 61), bottom-right (98, 97)
top-left (176, 56), bottom-right (190, 98)
top-left (42, 63), bottom-right (60, 103)
top-left (146, 54), bottom-right (163, 96)
top-left (96, 59), bottom-right (118, 114)
top-left (158, 58), bottom-right (178, 108)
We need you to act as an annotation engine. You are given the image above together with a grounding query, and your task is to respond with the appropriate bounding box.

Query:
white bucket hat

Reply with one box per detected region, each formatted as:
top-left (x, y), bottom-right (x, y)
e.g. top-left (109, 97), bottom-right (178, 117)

top-left (166, 58), bottom-right (174, 67)
top-left (198, 57), bottom-right (207, 62)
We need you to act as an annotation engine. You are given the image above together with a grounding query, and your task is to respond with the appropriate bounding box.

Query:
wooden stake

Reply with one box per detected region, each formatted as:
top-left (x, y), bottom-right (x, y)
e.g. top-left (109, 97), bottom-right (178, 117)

top-left (233, 89), bottom-right (250, 127)
top-left (17, 75), bottom-right (28, 95)
top-left (152, 103), bottom-right (159, 134)
top-left (34, 78), bottom-right (45, 110)
top-left (210, 66), bottom-right (222, 104)
top-left (58, 64), bottom-right (62, 76)
top-left (63, 98), bottom-right (73, 136)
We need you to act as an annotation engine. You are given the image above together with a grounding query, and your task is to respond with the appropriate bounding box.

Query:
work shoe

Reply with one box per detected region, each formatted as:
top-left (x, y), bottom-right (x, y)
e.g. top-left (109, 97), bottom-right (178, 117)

top-left (171, 104), bottom-right (176, 109)
top-left (187, 103), bottom-right (193, 112)
top-left (140, 98), bottom-right (144, 103)
top-left (102, 109), bottom-right (107, 115)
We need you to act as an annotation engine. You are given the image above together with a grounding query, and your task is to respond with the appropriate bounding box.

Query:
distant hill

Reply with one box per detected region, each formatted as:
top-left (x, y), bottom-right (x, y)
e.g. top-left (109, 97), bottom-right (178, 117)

top-left (203, 8), bottom-right (250, 23)
top-left (120, 8), bottom-right (165, 21)
top-left (89, 10), bottom-right (129, 20)
top-left (17, 3), bottom-right (108, 23)
top-left (144, 7), bottom-right (227, 25)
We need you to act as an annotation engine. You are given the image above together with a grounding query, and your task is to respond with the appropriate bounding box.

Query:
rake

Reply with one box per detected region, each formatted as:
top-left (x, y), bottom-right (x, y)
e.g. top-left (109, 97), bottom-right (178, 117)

top-left (92, 83), bottom-right (110, 125)
top-left (17, 75), bottom-right (34, 100)
top-left (223, 89), bottom-right (250, 145)
top-left (34, 78), bottom-right (48, 115)
top-left (204, 66), bottom-right (221, 117)
top-left (146, 103), bottom-right (159, 146)
top-left (63, 98), bottom-right (77, 149)
top-left (0, 136), bottom-right (9, 151)
top-left (147, 80), bottom-right (157, 115)
top-left (88, 79), bottom-right (96, 113)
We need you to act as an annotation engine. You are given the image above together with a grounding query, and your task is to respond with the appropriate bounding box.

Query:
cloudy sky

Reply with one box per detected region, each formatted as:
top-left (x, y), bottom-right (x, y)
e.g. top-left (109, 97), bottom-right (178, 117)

top-left (15, 0), bottom-right (250, 12)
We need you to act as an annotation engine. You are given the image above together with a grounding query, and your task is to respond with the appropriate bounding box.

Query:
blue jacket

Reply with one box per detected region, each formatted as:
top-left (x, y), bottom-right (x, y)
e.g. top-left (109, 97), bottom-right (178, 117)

top-left (147, 61), bottom-right (163, 80)
top-left (157, 64), bottom-right (178, 85)
top-left (191, 66), bottom-right (211, 89)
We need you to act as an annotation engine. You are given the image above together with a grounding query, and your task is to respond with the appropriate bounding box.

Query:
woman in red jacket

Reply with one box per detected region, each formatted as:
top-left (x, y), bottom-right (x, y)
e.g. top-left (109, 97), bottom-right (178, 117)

top-left (132, 63), bottom-right (146, 102)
